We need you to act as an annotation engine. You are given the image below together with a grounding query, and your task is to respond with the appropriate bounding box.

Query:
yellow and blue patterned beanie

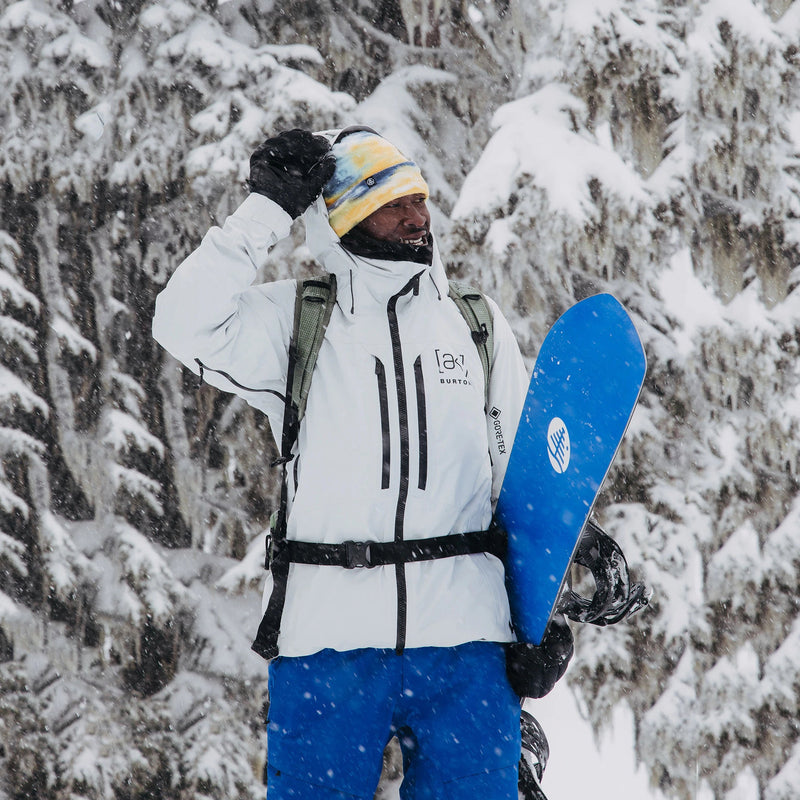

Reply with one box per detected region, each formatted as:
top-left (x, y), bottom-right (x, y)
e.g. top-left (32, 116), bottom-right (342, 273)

top-left (323, 130), bottom-right (429, 238)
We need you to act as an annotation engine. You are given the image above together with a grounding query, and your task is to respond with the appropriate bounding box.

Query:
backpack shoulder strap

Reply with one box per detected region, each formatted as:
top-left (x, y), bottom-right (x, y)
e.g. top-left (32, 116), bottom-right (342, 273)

top-left (448, 280), bottom-right (494, 408)
top-left (251, 273), bottom-right (337, 660)
top-left (289, 273), bottom-right (337, 432)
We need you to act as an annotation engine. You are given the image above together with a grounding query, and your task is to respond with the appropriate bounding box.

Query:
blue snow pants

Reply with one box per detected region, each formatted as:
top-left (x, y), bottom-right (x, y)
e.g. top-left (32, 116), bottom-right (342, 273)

top-left (266, 641), bottom-right (521, 799)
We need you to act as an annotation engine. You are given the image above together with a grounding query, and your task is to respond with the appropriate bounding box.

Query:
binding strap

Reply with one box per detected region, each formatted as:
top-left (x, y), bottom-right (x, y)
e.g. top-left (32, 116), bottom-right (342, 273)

top-left (557, 519), bottom-right (650, 626)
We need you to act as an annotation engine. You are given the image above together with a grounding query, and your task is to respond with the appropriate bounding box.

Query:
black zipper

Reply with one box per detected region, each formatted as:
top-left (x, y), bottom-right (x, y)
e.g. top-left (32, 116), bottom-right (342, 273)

top-left (375, 358), bottom-right (391, 490)
top-left (414, 355), bottom-right (428, 491)
top-left (387, 272), bottom-right (423, 654)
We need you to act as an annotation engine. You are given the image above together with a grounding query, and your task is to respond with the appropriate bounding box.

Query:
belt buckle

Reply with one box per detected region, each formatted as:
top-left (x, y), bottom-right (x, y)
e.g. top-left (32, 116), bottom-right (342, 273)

top-left (344, 540), bottom-right (372, 569)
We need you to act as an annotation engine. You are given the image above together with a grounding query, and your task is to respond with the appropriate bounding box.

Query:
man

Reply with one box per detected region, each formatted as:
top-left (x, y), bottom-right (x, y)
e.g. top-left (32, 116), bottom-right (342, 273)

top-left (152, 127), bottom-right (570, 799)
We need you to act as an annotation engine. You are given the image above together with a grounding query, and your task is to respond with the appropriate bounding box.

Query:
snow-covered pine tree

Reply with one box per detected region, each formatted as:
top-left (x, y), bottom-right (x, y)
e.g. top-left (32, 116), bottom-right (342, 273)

top-left (445, 1), bottom-right (800, 798)
top-left (0, 0), bottom-right (524, 797)
top-left (4, 0), bottom-right (800, 798)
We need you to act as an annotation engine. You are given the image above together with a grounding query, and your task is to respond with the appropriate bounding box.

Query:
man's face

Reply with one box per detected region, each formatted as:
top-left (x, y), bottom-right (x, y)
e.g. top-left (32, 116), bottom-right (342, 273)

top-left (356, 193), bottom-right (430, 245)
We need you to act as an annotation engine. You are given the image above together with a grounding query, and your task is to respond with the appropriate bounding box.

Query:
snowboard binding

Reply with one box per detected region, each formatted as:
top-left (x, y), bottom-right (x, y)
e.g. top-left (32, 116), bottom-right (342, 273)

top-left (557, 519), bottom-right (650, 626)
top-left (516, 520), bottom-right (649, 799)
top-left (518, 709), bottom-right (550, 799)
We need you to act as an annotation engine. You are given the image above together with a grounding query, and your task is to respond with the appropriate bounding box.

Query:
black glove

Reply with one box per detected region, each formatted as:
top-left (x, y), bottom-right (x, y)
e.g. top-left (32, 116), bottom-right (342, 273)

top-left (505, 614), bottom-right (574, 699)
top-left (248, 129), bottom-right (336, 218)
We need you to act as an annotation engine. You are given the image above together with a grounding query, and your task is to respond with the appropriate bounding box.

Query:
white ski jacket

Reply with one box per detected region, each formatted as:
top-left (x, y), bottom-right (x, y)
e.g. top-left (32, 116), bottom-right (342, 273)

top-left (152, 192), bottom-right (529, 657)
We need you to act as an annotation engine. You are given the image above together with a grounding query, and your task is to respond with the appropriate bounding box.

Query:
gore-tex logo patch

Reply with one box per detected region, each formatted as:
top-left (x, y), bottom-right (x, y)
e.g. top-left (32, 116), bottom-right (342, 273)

top-left (435, 349), bottom-right (471, 385)
top-left (490, 407), bottom-right (506, 454)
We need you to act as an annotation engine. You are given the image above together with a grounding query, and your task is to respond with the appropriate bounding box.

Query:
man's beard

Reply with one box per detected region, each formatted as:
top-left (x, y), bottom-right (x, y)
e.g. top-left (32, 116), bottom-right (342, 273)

top-left (339, 226), bottom-right (434, 265)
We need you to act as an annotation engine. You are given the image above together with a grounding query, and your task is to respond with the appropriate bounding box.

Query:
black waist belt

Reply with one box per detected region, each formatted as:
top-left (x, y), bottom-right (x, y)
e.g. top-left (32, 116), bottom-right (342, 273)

top-left (252, 525), bottom-right (506, 661)
top-left (283, 527), bottom-right (507, 569)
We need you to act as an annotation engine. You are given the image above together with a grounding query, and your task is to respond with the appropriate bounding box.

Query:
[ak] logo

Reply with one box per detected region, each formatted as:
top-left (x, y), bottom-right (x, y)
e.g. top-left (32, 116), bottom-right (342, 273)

top-left (435, 349), bottom-right (471, 385)
top-left (547, 417), bottom-right (570, 473)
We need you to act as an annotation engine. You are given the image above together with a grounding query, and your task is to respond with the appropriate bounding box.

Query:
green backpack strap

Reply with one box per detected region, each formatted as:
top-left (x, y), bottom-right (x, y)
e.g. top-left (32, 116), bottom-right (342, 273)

top-left (290, 274), bottom-right (337, 428)
top-left (291, 275), bottom-right (492, 423)
top-left (251, 273), bottom-right (338, 660)
top-left (448, 280), bottom-right (494, 408)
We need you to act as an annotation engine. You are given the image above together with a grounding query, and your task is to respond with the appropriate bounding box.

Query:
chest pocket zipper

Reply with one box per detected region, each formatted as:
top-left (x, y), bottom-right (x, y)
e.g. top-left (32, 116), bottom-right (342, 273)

top-left (375, 357), bottom-right (391, 489)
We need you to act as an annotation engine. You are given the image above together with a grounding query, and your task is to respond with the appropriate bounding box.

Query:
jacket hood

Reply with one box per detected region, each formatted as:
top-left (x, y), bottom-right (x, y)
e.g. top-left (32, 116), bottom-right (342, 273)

top-left (302, 194), bottom-right (449, 314)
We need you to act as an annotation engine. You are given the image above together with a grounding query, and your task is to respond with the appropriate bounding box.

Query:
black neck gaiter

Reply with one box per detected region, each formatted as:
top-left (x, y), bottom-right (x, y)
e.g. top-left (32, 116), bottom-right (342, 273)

top-left (339, 226), bottom-right (434, 266)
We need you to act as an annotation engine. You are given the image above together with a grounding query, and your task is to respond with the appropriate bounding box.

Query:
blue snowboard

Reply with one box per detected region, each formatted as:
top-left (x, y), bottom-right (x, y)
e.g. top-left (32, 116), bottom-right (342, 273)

top-left (497, 294), bottom-right (646, 645)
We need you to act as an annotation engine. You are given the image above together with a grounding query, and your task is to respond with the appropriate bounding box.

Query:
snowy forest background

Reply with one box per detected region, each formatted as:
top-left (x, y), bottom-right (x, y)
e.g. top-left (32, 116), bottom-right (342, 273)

top-left (1, 0), bottom-right (800, 798)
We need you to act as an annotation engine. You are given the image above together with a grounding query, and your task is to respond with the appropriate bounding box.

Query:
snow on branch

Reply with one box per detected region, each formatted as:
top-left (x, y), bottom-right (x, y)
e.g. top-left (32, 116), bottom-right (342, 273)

top-left (215, 532), bottom-right (267, 594)
top-left (0, 314), bottom-right (37, 362)
top-left (39, 511), bottom-right (94, 602)
top-left (110, 464), bottom-right (164, 517)
top-left (102, 409), bottom-right (165, 461)
top-left (40, 29), bottom-right (112, 72)
top-left (0, 365), bottom-right (49, 418)
top-left (706, 521), bottom-right (762, 616)
top-left (0, 528), bottom-right (27, 578)
top-left (766, 739), bottom-right (800, 800)
top-left (0, 587), bottom-right (20, 623)
top-left (0, 260), bottom-right (40, 317)
top-left (764, 497), bottom-right (800, 592)
top-left (116, 522), bottom-right (188, 626)
top-left (49, 315), bottom-right (97, 361)
top-left (0, 0), bottom-right (63, 39)
top-left (453, 84), bottom-right (649, 224)
top-left (689, 0), bottom-right (781, 67)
